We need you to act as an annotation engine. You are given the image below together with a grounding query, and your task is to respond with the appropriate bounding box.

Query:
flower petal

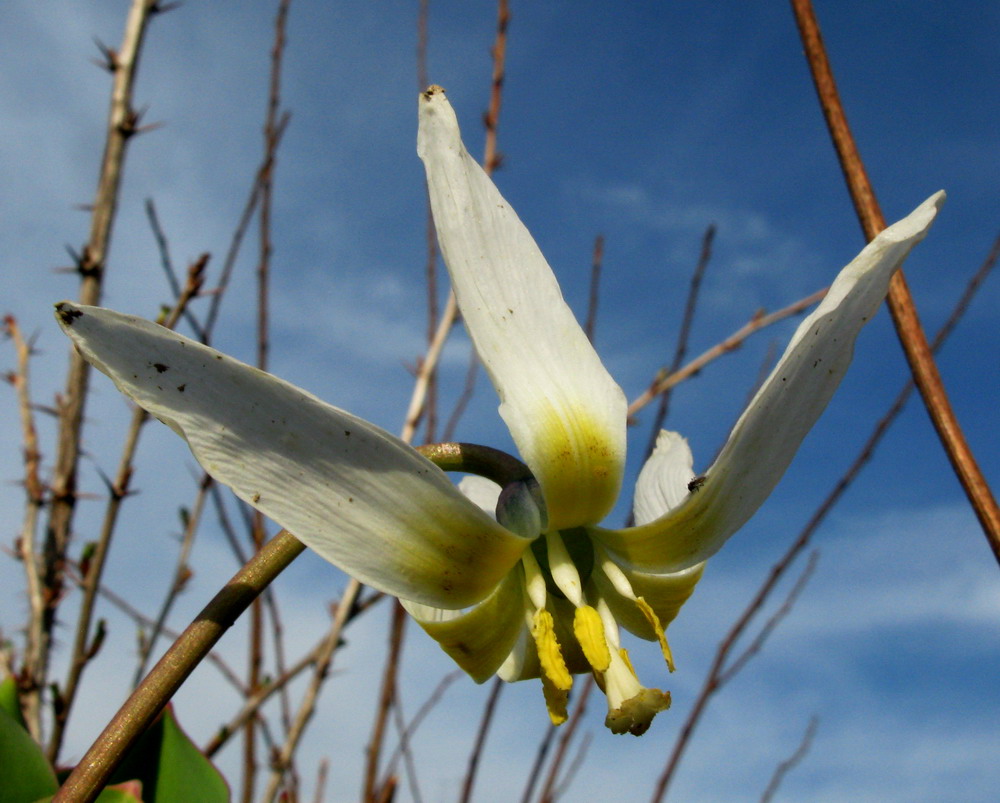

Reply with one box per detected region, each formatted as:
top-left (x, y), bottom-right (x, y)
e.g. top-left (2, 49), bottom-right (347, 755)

top-left (632, 430), bottom-right (695, 525)
top-left (55, 303), bottom-right (530, 608)
top-left (401, 567), bottom-right (526, 682)
top-left (417, 86), bottom-right (627, 530)
top-left (598, 192), bottom-right (945, 572)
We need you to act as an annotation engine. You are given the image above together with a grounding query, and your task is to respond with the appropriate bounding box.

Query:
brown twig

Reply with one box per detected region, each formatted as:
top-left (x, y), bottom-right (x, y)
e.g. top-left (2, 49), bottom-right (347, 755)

top-left (583, 235), bottom-right (605, 343)
top-left (4, 317), bottom-right (46, 738)
top-left (628, 287), bottom-right (827, 418)
top-left (536, 675), bottom-right (594, 803)
top-left (790, 0), bottom-right (1000, 561)
top-left (262, 579), bottom-right (362, 803)
top-left (759, 716), bottom-right (819, 803)
top-left (36, 0), bottom-right (161, 741)
top-left (458, 677), bottom-right (505, 803)
top-left (641, 224), bottom-right (715, 455)
top-left (244, 4), bottom-right (292, 798)
top-left (651, 551), bottom-right (819, 802)
top-left (363, 600), bottom-right (408, 802)
top-left (519, 726), bottom-right (555, 803)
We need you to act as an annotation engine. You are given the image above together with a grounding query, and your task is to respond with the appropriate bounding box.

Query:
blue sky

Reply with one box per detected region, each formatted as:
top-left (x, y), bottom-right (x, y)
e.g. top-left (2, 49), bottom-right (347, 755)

top-left (1, 2), bottom-right (998, 801)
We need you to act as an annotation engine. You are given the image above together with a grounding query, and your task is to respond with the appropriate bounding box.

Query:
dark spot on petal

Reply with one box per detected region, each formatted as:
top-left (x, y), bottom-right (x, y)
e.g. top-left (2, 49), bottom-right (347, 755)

top-left (153, 363), bottom-right (169, 373)
top-left (344, 430), bottom-right (351, 437)
top-left (55, 303), bottom-right (83, 325)
top-left (177, 384), bottom-right (186, 392)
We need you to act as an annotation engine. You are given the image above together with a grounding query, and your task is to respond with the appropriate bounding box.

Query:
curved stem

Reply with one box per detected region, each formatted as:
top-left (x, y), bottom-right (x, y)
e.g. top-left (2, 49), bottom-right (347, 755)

top-left (53, 531), bottom-right (306, 803)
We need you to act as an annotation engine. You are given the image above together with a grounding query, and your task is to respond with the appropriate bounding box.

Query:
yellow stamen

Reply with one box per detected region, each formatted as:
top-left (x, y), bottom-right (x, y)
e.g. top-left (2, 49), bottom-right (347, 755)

top-left (532, 609), bottom-right (572, 692)
top-left (618, 646), bottom-right (636, 676)
top-left (572, 605), bottom-right (611, 672)
top-left (635, 596), bottom-right (676, 672)
top-left (540, 673), bottom-right (569, 726)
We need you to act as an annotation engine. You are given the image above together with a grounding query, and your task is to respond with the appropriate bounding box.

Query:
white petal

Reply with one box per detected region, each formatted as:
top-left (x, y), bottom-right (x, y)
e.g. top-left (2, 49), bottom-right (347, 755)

top-left (458, 475), bottom-right (502, 514)
top-left (632, 431), bottom-right (695, 525)
top-left (597, 192), bottom-right (945, 572)
top-left (401, 568), bottom-right (526, 682)
top-left (55, 304), bottom-right (530, 608)
top-left (418, 86), bottom-right (627, 530)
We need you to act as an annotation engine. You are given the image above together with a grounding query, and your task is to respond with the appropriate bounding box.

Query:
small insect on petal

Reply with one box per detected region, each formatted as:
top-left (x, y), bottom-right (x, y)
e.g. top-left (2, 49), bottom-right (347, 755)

top-left (687, 475), bottom-right (707, 493)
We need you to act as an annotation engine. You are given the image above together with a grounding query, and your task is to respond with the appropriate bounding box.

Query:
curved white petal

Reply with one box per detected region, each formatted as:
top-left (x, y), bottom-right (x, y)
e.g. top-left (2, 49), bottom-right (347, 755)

top-left (418, 86), bottom-right (627, 530)
top-left (632, 431), bottom-right (695, 526)
top-left (401, 568), bottom-right (526, 682)
top-left (598, 192), bottom-right (945, 572)
top-left (457, 475), bottom-right (502, 514)
top-left (55, 303), bottom-right (530, 608)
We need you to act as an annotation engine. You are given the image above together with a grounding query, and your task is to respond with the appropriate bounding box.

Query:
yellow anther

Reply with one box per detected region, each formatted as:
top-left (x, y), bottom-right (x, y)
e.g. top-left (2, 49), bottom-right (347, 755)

top-left (635, 596), bottom-right (676, 672)
top-left (540, 673), bottom-right (569, 726)
top-left (572, 605), bottom-right (611, 672)
top-left (532, 609), bottom-right (572, 691)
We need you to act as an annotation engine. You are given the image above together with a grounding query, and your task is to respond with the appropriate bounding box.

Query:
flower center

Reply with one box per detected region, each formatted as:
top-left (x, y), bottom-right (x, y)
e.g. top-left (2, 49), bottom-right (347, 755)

top-left (529, 527), bottom-right (594, 599)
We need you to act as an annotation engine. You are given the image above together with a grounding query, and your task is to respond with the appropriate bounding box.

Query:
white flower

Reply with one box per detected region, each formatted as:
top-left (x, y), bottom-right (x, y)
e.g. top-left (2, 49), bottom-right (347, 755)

top-left (55, 85), bottom-right (943, 735)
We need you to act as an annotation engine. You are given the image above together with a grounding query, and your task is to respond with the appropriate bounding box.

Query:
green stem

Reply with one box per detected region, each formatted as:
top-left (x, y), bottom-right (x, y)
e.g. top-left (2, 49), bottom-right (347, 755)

top-left (53, 530), bottom-right (306, 803)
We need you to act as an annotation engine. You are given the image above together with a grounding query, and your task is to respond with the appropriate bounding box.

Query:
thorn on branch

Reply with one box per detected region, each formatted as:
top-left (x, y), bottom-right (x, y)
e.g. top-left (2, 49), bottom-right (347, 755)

top-left (91, 38), bottom-right (119, 72)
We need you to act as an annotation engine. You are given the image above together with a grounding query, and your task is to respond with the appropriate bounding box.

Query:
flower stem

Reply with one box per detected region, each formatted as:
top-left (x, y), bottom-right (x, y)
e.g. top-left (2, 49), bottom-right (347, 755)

top-left (53, 530), bottom-right (306, 803)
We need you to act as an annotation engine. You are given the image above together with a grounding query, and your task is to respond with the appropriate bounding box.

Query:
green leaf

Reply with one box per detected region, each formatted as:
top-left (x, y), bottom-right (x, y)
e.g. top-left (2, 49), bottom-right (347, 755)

top-left (107, 704), bottom-right (228, 803)
top-left (0, 704), bottom-right (58, 803)
top-left (0, 677), bottom-right (26, 729)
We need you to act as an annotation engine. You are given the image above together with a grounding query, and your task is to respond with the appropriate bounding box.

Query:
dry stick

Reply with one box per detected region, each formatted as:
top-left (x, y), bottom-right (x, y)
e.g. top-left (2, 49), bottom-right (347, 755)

top-left (790, 0), bottom-right (1000, 560)
top-left (382, 670), bottom-right (464, 782)
top-left (312, 759), bottom-right (330, 803)
top-left (651, 551), bottom-right (819, 803)
top-left (388, 686), bottom-right (424, 803)
top-left (549, 733), bottom-right (592, 803)
top-left (649, 232), bottom-right (998, 801)
top-left (759, 716), bottom-right (818, 803)
top-left (244, 5), bottom-right (292, 799)
top-left (52, 263), bottom-right (207, 760)
top-left (626, 225), bottom-right (715, 529)
top-left (441, 346), bottom-right (479, 443)
top-left (5, 317), bottom-right (46, 739)
top-left (583, 235), bottom-right (605, 343)
top-left (132, 475), bottom-right (212, 688)
top-left (417, 0), bottom-right (440, 445)
top-left (363, 601), bottom-right (410, 803)
top-left (458, 678), bottom-right (505, 803)
top-left (53, 530), bottom-right (307, 803)
top-left (519, 728), bottom-right (555, 803)
top-left (202, 112), bottom-right (290, 339)
top-left (145, 199), bottom-right (206, 339)
top-left (536, 675), bottom-right (594, 803)
top-left (261, 580), bottom-right (363, 803)
top-left (641, 224), bottom-right (715, 459)
top-left (628, 288), bottom-right (826, 418)
top-left (33, 0), bottom-right (161, 741)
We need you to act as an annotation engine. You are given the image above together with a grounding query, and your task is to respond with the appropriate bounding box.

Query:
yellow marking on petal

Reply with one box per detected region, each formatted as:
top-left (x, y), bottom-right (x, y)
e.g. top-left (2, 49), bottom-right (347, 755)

top-left (532, 609), bottom-right (572, 691)
top-left (531, 404), bottom-right (623, 530)
top-left (572, 605), bottom-right (610, 672)
top-left (635, 596), bottom-right (676, 672)
top-left (540, 673), bottom-right (569, 726)
top-left (618, 647), bottom-right (637, 677)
